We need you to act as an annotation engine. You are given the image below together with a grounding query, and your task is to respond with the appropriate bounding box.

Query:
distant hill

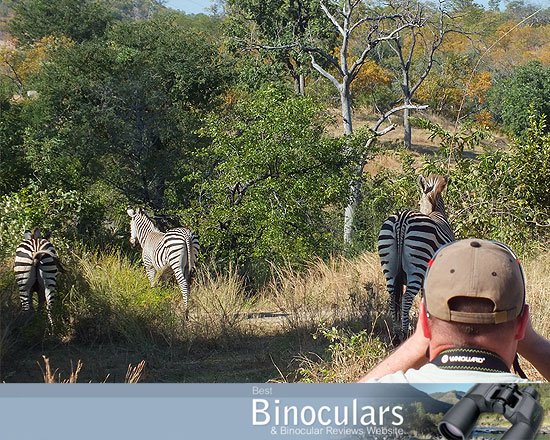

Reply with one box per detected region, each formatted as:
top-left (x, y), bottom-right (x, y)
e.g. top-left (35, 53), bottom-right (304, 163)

top-left (430, 390), bottom-right (466, 406)
top-left (360, 384), bottom-right (453, 414)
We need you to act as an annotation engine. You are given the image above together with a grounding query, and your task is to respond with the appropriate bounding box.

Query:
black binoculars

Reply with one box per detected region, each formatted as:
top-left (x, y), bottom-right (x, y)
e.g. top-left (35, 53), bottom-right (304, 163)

top-left (438, 383), bottom-right (543, 440)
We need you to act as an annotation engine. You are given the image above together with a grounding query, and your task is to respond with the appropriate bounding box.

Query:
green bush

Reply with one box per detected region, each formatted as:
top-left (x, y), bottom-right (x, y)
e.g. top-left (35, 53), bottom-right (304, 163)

top-left (0, 182), bottom-right (105, 257)
top-left (488, 61), bottom-right (550, 136)
top-left (185, 85), bottom-right (356, 277)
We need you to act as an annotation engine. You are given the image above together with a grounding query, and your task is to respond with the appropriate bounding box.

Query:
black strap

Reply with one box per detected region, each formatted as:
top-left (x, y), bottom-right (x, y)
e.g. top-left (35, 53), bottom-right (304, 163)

top-left (512, 354), bottom-right (527, 379)
top-left (431, 348), bottom-right (511, 373)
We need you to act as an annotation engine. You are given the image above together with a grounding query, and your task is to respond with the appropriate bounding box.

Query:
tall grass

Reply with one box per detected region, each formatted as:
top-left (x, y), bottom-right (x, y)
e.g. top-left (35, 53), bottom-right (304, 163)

top-left (524, 252), bottom-right (550, 340)
top-left (0, 247), bottom-right (547, 382)
top-left (267, 253), bottom-right (390, 334)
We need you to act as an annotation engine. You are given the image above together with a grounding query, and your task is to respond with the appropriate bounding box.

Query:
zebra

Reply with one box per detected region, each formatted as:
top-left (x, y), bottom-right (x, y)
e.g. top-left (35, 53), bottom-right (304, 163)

top-left (14, 227), bottom-right (64, 324)
top-left (378, 174), bottom-right (455, 342)
top-left (127, 207), bottom-right (200, 319)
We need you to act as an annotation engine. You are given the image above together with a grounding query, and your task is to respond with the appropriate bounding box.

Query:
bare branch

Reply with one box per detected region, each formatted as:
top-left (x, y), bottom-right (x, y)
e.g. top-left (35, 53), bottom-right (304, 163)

top-left (320, 1), bottom-right (345, 37)
top-left (373, 104), bottom-right (429, 133)
top-left (309, 53), bottom-right (341, 89)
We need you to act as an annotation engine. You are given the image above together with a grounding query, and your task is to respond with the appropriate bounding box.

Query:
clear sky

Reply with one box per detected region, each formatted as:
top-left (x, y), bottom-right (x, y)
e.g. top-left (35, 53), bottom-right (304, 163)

top-left (164, 0), bottom-right (214, 15)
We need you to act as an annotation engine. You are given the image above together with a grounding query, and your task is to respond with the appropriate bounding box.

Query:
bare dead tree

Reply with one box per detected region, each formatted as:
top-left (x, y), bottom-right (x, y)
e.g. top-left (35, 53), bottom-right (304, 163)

top-left (385, 0), bottom-right (458, 149)
top-left (248, 0), bottom-right (430, 244)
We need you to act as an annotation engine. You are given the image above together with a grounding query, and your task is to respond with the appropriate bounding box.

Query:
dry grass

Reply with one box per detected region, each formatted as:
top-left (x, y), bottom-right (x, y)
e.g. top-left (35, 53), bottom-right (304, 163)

top-left (185, 265), bottom-right (257, 347)
top-left (524, 252), bottom-right (550, 340)
top-left (40, 356), bottom-right (146, 383)
top-left (266, 253), bottom-right (390, 335)
top-left (1, 247), bottom-right (548, 383)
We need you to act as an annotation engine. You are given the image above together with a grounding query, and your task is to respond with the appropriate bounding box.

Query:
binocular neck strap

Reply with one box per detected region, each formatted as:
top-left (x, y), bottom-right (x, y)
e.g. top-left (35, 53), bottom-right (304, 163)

top-left (431, 348), bottom-right (510, 373)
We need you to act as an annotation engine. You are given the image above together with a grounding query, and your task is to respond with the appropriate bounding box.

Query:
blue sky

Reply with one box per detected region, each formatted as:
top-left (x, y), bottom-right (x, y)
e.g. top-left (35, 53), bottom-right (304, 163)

top-left (164, 0), bottom-right (214, 15)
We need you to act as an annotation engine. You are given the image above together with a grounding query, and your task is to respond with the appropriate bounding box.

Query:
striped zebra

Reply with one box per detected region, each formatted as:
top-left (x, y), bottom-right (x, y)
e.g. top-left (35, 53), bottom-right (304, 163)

top-left (127, 207), bottom-right (200, 319)
top-left (378, 175), bottom-right (454, 342)
top-left (14, 227), bottom-right (64, 324)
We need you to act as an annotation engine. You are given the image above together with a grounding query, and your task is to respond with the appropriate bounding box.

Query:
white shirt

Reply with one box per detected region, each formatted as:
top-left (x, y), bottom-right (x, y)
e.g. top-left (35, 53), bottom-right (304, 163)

top-left (368, 363), bottom-right (528, 383)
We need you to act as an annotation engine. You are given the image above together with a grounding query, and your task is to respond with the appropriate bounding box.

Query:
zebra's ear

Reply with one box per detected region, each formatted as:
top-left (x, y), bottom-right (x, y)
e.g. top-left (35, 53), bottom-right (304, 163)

top-left (43, 231), bottom-right (51, 240)
top-left (24, 230), bottom-right (32, 240)
top-left (417, 175), bottom-right (428, 192)
top-left (32, 227), bottom-right (42, 239)
top-left (127, 207), bottom-right (135, 217)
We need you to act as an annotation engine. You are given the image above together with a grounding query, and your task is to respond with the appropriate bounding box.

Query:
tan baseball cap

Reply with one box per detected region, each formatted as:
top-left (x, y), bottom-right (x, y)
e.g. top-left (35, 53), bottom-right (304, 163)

top-left (423, 239), bottom-right (525, 324)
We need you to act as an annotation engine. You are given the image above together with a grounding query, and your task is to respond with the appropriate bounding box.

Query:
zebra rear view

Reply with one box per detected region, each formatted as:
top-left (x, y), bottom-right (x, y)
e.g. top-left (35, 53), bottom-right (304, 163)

top-left (14, 227), bottom-right (64, 324)
top-left (127, 207), bottom-right (200, 319)
top-left (378, 175), bottom-right (454, 342)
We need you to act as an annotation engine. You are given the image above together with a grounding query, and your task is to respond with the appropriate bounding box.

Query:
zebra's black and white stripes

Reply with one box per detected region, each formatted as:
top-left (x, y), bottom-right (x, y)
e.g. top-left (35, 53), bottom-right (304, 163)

top-left (127, 207), bottom-right (200, 319)
top-left (378, 175), bottom-right (455, 340)
top-left (14, 227), bottom-right (64, 323)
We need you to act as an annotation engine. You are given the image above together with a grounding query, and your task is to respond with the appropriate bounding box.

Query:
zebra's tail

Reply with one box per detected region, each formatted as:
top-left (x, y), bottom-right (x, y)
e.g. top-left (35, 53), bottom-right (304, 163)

top-left (180, 235), bottom-right (191, 282)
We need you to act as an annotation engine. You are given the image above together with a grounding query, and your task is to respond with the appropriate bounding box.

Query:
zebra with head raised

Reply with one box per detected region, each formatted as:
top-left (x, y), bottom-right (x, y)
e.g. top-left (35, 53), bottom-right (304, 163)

top-left (378, 174), bottom-right (455, 342)
top-left (14, 227), bottom-right (64, 324)
top-left (127, 207), bottom-right (200, 319)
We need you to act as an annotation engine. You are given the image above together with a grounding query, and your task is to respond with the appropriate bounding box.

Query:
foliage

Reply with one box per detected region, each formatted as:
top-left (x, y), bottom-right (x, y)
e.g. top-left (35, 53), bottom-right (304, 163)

top-left (296, 323), bottom-right (388, 383)
top-left (0, 182), bottom-right (105, 257)
top-left (26, 15), bottom-right (224, 210)
top-left (488, 61), bottom-right (550, 136)
top-left (0, 99), bottom-right (28, 194)
top-left (401, 402), bottom-right (441, 436)
top-left (8, 0), bottom-right (115, 45)
top-left (224, 0), bottom-right (334, 94)
top-left (419, 114), bottom-right (550, 253)
top-left (190, 85), bottom-right (355, 273)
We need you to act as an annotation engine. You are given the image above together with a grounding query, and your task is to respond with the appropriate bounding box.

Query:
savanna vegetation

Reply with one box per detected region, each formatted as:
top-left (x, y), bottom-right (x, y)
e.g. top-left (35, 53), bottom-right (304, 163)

top-left (0, 0), bottom-right (549, 383)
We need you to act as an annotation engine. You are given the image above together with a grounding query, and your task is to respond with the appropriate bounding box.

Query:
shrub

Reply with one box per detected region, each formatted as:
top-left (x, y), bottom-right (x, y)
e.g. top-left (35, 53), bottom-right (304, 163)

top-left (0, 182), bottom-right (105, 258)
top-left (295, 323), bottom-right (388, 383)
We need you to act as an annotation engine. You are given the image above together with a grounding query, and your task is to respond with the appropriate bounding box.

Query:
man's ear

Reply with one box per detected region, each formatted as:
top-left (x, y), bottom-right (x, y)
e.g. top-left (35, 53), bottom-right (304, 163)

top-left (515, 304), bottom-right (530, 341)
top-left (419, 299), bottom-right (432, 339)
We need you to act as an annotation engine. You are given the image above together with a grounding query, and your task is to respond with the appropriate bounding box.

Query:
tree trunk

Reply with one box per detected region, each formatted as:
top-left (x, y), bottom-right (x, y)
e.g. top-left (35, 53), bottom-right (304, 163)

top-left (341, 83), bottom-right (357, 245)
top-left (299, 74), bottom-right (305, 96)
top-left (403, 105), bottom-right (412, 149)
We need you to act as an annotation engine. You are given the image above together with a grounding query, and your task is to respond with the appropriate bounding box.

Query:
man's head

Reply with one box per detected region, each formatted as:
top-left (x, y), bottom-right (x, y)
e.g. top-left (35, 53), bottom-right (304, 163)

top-left (420, 239), bottom-right (529, 365)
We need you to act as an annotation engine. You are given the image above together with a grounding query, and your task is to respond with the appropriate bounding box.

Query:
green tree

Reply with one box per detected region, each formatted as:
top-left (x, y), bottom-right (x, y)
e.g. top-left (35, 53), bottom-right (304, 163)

top-left (27, 15), bottom-right (224, 210)
top-left (191, 86), bottom-right (356, 273)
top-left (0, 99), bottom-right (29, 195)
top-left (225, 0), bottom-right (334, 96)
top-left (8, 0), bottom-right (115, 45)
top-left (488, 61), bottom-right (550, 136)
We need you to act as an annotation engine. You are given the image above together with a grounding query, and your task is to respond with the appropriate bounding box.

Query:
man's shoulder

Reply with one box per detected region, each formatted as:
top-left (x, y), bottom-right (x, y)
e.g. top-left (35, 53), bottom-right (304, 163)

top-left (368, 363), bottom-right (528, 383)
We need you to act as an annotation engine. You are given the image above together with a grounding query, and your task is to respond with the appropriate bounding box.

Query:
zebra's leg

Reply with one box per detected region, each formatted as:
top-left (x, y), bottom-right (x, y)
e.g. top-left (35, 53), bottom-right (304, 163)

top-left (38, 268), bottom-right (56, 329)
top-left (171, 265), bottom-right (190, 320)
top-left (401, 283), bottom-right (422, 337)
top-left (145, 265), bottom-right (157, 287)
top-left (18, 285), bottom-right (34, 323)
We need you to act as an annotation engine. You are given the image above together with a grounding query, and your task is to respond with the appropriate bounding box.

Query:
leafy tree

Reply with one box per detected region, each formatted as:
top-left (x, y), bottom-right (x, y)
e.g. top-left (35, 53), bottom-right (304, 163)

top-left (0, 99), bottom-right (29, 195)
top-left (27, 15), bottom-right (224, 210)
top-left (9, 0), bottom-right (115, 45)
top-left (190, 86), bottom-right (356, 273)
top-left (225, 0), bottom-right (334, 95)
top-left (488, 61), bottom-right (550, 136)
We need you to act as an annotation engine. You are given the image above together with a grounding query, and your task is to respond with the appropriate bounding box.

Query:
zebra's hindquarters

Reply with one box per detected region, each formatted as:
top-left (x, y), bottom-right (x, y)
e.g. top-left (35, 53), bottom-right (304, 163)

top-left (14, 239), bottom-right (60, 320)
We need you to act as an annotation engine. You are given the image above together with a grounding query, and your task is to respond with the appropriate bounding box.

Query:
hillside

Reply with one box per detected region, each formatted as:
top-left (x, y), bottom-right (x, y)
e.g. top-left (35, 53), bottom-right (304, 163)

top-left (430, 390), bottom-right (466, 406)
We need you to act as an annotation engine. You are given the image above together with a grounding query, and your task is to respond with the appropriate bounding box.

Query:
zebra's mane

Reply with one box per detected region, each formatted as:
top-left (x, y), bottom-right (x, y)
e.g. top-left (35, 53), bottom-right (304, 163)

top-left (138, 209), bottom-right (162, 233)
top-left (425, 175), bottom-right (447, 211)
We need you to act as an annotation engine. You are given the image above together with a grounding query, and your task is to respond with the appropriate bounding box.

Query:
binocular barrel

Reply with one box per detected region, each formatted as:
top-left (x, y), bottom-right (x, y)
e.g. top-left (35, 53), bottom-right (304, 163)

top-left (438, 384), bottom-right (543, 440)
